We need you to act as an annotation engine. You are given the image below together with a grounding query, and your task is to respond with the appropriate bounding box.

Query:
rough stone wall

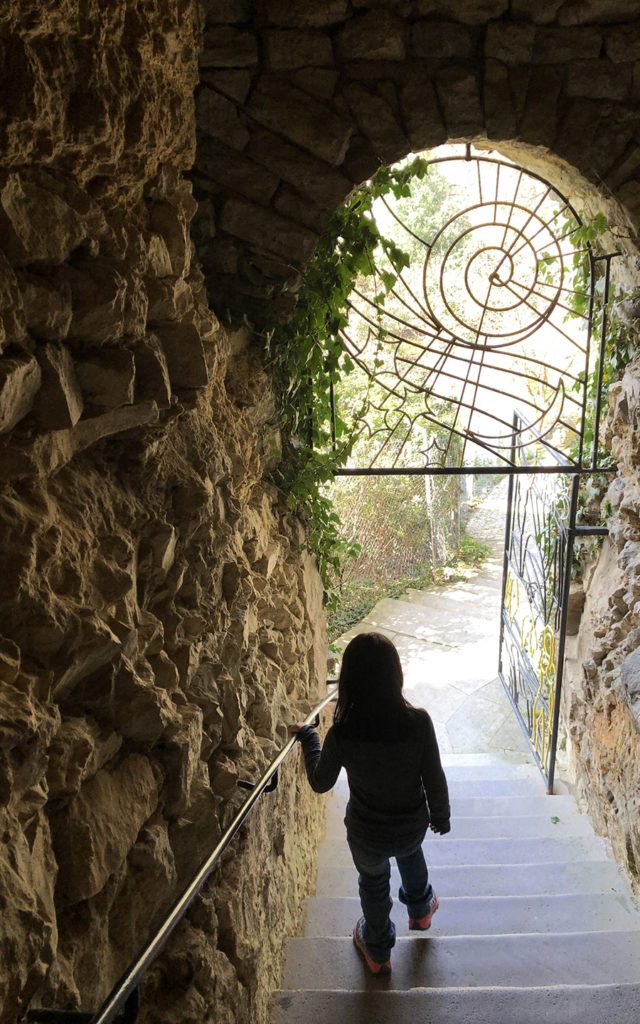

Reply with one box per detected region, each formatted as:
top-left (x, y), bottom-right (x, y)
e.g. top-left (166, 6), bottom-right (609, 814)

top-left (0, 5), bottom-right (326, 1024)
top-left (564, 346), bottom-right (640, 894)
top-left (4, 2), bottom-right (640, 1022)
top-left (195, 0), bottom-right (640, 327)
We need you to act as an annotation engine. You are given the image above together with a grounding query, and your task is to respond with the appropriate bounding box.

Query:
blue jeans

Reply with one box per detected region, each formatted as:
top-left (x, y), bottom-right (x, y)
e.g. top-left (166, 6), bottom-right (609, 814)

top-left (347, 831), bottom-right (433, 962)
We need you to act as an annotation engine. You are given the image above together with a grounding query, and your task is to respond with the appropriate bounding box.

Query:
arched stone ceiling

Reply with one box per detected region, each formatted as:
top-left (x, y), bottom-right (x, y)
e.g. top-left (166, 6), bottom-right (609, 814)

top-left (193, 0), bottom-right (640, 329)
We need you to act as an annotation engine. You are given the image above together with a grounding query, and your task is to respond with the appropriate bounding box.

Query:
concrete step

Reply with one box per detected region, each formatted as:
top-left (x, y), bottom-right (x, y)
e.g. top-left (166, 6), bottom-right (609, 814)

top-left (316, 859), bottom-right (629, 899)
top-left (325, 795), bottom-right (583, 830)
top-left (282, 930), bottom-right (640, 991)
top-left (330, 776), bottom-right (562, 802)
top-left (324, 812), bottom-right (594, 841)
top-left (316, 833), bottom-right (607, 870)
top-left (303, 893), bottom-right (640, 938)
top-left (272, 984), bottom-right (640, 1024)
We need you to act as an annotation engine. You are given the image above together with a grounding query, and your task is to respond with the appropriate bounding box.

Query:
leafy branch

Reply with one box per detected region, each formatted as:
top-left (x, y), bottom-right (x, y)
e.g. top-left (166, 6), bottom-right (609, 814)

top-left (264, 158), bottom-right (431, 604)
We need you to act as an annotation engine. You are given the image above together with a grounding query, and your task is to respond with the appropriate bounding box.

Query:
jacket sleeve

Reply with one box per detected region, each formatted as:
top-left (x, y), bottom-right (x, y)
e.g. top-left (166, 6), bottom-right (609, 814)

top-left (420, 713), bottom-right (450, 826)
top-left (295, 723), bottom-right (342, 793)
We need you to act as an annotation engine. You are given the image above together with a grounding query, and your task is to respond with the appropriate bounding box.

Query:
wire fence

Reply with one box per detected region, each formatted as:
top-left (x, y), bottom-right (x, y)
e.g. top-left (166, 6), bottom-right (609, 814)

top-left (328, 473), bottom-right (470, 586)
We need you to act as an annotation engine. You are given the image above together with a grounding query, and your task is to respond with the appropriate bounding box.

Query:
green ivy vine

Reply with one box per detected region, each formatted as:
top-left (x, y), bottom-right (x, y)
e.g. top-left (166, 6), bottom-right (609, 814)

top-left (264, 157), bottom-right (431, 605)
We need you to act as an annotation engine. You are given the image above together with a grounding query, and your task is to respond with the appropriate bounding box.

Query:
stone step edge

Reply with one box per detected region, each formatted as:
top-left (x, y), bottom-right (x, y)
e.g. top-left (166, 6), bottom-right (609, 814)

top-left (274, 982), bottom-right (640, 998)
top-left (272, 981), bottom-right (640, 1020)
top-left (305, 892), bottom-right (640, 915)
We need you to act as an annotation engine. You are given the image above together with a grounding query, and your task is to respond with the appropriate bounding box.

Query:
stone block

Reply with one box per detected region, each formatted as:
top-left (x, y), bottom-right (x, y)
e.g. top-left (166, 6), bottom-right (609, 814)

top-left (554, 99), bottom-right (637, 181)
top-left (606, 143), bottom-right (640, 191)
top-left (338, 10), bottom-right (406, 61)
top-left (148, 200), bottom-right (195, 279)
top-left (558, 0), bottom-right (640, 25)
top-left (413, 0), bottom-right (508, 23)
top-left (200, 69), bottom-right (252, 103)
top-left (289, 68), bottom-right (340, 100)
top-left (342, 133), bottom-right (381, 185)
top-left (606, 23), bottom-right (640, 63)
top-left (621, 647), bottom-right (640, 698)
top-left (246, 129), bottom-right (352, 210)
top-left (69, 401), bottom-right (160, 457)
top-left (143, 233), bottom-right (174, 279)
top-left (486, 22), bottom-right (536, 65)
top-left (0, 636), bottom-right (20, 686)
top-left (195, 138), bottom-right (280, 205)
top-left (0, 354), bottom-right (41, 435)
top-left (533, 27), bottom-right (602, 64)
top-left (63, 261), bottom-right (128, 346)
top-left (266, 29), bottom-right (334, 69)
top-left (145, 277), bottom-right (192, 324)
top-left (248, 74), bottom-right (353, 166)
top-left (157, 704), bottom-right (204, 817)
top-left (18, 271), bottom-right (72, 342)
top-left (435, 66), bottom-right (484, 140)
top-left (149, 651), bottom-right (180, 692)
top-left (566, 59), bottom-right (633, 101)
top-left (0, 172), bottom-right (88, 266)
top-left (0, 680), bottom-right (45, 751)
top-left (511, 0), bottom-right (562, 20)
top-left (201, 0), bottom-right (252, 22)
top-left (0, 256), bottom-right (26, 353)
top-left (273, 186), bottom-right (326, 232)
top-left (343, 83), bottom-right (409, 164)
top-left (520, 65), bottom-right (562, 147)
top-left (195, 87), bottom-right (250, 151)
top-left (399, 71), bottom-right (447, 153)
top-left (411, 20), bottom-right (476, 61)
top-left (75, 349), bottom-right (135, 409)
top-left (157, 322), bottom-right (209, 390)
top-left (133, 335), bottom-right (172, 406)
top-left (51, 753), bottom-right (159, 904)
top-left (46, 718), bottom-right (122, 798)
top-left (32, 343), bottom-right (84, 429)
top-left (265, 0), bottom-right (350, 27)
top-left (485, 59), bottom-right (518, 140)
top-left (220, 197), bottom-right (319, 264)
top-left (200, 25), bottom-right (258, 67)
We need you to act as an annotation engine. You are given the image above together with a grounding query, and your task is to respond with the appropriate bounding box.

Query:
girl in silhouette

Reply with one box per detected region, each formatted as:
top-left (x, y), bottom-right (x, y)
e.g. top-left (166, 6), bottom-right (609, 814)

top-left (290, 631), bottom-right (450, 975)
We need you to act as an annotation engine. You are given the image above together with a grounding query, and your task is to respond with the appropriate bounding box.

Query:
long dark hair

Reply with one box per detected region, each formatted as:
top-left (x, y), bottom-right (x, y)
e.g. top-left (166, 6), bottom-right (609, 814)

top-left (333, 632), bottom-right (413, 739)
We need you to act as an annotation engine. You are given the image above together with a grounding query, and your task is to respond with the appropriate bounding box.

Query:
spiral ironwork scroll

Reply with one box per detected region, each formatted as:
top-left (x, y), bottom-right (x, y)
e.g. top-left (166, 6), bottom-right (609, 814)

top-left (335, 147), bottom-right (597, 470)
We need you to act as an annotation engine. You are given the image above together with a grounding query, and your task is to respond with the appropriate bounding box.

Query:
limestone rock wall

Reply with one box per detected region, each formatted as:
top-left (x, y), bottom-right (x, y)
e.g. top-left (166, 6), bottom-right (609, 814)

top-left (0, 5), bottom-right (326, 1024)
top-left (564, 346), bottom-right (640, 894)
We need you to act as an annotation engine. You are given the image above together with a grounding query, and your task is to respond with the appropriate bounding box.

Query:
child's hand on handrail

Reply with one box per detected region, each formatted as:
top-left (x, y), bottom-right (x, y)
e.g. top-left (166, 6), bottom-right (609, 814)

top-left (288, 722), bottom-right (304, 736)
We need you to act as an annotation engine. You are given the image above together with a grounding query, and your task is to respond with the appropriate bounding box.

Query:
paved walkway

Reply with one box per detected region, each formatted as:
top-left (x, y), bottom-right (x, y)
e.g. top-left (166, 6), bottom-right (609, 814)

top-left (336, 478), bottom-right (532, 762)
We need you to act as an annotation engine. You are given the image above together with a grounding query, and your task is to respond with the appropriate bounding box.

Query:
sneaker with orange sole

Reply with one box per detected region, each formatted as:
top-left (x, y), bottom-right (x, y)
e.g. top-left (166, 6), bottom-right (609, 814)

top-left (408, 892), bottom-right (439, 930)
top-left (353, 917), bottom-right (391, 975)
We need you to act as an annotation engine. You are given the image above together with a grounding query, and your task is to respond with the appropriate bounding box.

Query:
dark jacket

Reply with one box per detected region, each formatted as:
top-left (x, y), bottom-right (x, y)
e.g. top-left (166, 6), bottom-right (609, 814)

top-left (296, 706), bottom-right (450, 842)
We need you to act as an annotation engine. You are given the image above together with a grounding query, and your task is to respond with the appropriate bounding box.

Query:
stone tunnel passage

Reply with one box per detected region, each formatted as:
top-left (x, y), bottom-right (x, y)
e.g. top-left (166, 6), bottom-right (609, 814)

top-left (2, 4), bottom-right (640, 1024)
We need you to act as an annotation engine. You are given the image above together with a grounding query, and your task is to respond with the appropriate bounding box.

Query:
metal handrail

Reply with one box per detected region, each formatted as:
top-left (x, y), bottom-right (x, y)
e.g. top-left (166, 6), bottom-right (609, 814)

top-left (27, 685), bottom-right (338, 1024)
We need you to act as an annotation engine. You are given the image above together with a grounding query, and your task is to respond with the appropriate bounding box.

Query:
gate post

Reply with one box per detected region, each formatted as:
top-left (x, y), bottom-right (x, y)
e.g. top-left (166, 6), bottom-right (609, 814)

top-left (547, 472), bottom-right (580, 795)
top-left (498, 412), bottom-right (518, 679)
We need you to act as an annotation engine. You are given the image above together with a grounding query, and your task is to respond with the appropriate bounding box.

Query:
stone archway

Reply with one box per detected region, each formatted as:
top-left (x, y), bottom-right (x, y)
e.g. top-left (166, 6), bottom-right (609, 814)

top-left (193, 1), bottom-right (640, 900)
top-left (194, 1), bottom-right (640, 327)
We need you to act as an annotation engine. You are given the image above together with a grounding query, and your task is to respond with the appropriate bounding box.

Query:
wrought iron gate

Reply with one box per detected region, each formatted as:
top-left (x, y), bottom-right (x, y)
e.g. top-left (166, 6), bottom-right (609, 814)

top-left (497, 416), bottom-right (609, 792)
top-left (320, 145), bottom-right (617, 789)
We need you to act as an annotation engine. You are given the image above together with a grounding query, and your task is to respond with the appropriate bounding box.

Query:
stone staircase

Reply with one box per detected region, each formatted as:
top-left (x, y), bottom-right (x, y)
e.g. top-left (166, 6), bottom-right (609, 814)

top-left (272, 758), bottom-right (640, 1024)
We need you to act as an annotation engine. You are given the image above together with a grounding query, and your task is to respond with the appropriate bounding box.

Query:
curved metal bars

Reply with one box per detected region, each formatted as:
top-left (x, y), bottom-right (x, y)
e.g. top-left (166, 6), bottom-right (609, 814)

top-left (28, 686), bottom-right (338, 1024)
top-left (325, 143), bottom-right (617, 472)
